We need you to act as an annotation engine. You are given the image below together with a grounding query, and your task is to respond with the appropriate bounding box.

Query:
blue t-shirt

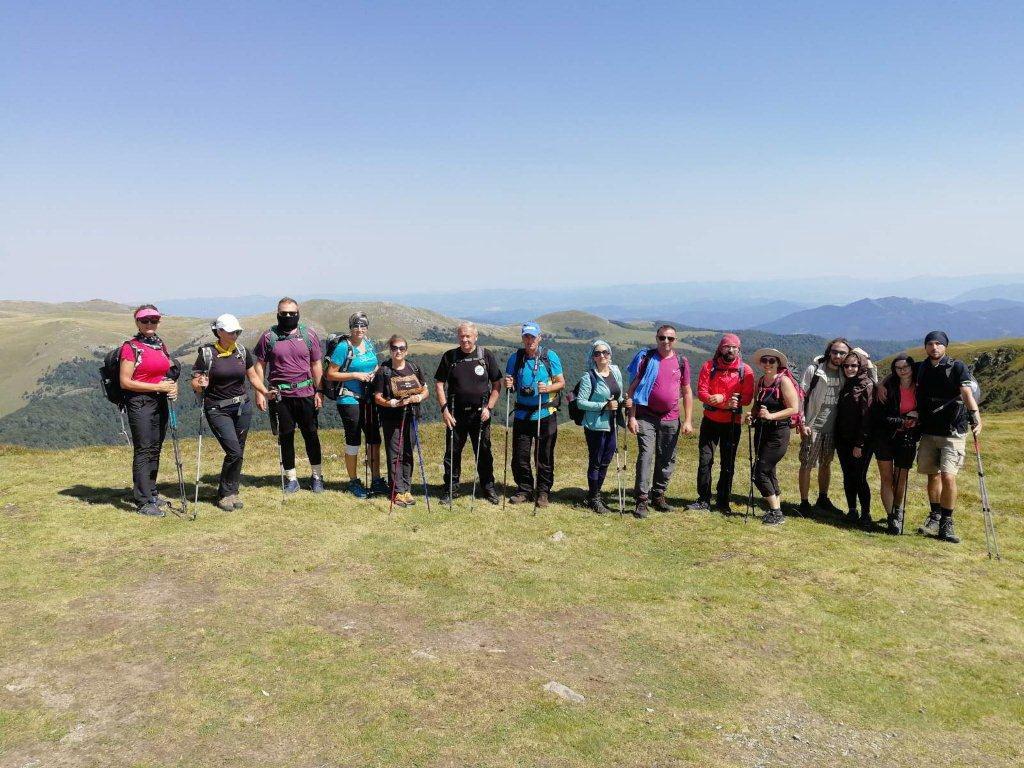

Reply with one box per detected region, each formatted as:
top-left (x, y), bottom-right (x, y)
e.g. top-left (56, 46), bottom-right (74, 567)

top-left (330, 339), bottom-right (379, 405)
top-left (505, 349), bottom-right (563, 421)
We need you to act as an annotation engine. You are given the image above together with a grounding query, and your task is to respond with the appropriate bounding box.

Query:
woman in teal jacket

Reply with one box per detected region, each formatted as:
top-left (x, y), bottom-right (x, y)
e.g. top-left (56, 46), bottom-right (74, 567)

top-left (576, 339), bottom-right (625, 513)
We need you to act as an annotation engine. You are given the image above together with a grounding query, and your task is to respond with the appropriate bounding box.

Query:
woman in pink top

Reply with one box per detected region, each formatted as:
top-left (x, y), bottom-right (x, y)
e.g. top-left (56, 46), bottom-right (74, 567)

top-left (119, 305), bottom-right (179, 517)
top-left (872, 353), bottom-right (920, 535)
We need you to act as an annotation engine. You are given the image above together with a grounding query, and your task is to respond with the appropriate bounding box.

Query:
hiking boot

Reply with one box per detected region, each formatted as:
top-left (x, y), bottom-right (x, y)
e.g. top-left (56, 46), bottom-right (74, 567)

top-left (918, 512), bottom-right (941, 536)
top-left (937, 516), bottom-right (960, 544)
top-left (686, 499), bottom-right (711, 511)
top-left (390, 494), bottom-right (410, 508)
top-left (859, 511), bottom-right (873, 530)
top-left (762, 508), bottom-right (785, 526)
top-left (716, 500), bottom-right (734, 515)
top-left (401, 492), bottom-right (415, 506)
top-left (233, 496), bottom-right (244, 510)
top-left (651, 495), bottom-right (671, 513)
top-left (482, 485), bottom-right (500, 505)
top-left (217, 496), bottom-right (236, 512)
top-left (508, 492), bottom-right (531, 505)
top-left (440, 490), bottom-right (458, 507)
top-left (886, 507), bottom-right (903, 535)
top-left (284, 478), bottom-right (301, 495)
top-left (797, 499), bottom-right (812, 517)
top-left (846, 508), bottom-right (860, 525)
top-left (588, 494), bottom-right (612, 515)
top-left (633, 497), bottom-right (649, 519)
top-left (137, 502), bottom-right (165, 518)
top-left (347, 478), bottom-right (369, 499)
top-left (817, 496), bottom-right (844, 516)
top-left (535, 492), bottom-right (550, 508)
top-left (370, 477), bottom-right (390, 496)
top-left (151, 494), bottom-right (172, 509)
top-left (311, 476), bottom-right (325, 494)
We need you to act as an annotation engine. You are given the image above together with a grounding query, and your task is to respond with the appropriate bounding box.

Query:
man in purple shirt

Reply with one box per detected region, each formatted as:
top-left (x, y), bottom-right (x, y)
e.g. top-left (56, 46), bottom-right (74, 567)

top-left (626, 325), bottom-right (694, 518)
top-left (254, 297), bottom-right (325, 494)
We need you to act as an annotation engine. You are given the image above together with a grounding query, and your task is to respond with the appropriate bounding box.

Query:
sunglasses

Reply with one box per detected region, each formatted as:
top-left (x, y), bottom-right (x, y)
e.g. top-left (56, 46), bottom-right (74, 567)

top-left (843, 363), bottom-right (860, 369)
top-left (278, 310), bottom-right (299, 317)
top-left (593, 350), bottom-right (610, 356)
top-left (760, 357), bottom-right (778, 364)
top-left (657, 335), bottom-right (676, 342)
top-left (390, 345), bottom-right (407, 352)
top-left (137, 317), bottom-right (160, 325)
top-left (350, 322), bottom-right (368, 329)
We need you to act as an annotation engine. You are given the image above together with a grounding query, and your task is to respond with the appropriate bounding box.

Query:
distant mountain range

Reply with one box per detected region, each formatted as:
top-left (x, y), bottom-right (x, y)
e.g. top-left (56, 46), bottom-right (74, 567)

top-left (758, 296), bottom-right (1024, 341)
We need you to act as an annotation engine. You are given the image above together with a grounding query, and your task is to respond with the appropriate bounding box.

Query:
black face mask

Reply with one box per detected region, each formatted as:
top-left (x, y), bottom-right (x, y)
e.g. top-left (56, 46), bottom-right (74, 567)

top-left (276, 313), bottom-right (299, 332)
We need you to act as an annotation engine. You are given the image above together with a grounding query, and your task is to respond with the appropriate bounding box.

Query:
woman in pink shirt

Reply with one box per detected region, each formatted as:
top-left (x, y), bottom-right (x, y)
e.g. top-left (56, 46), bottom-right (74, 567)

top-left (872, 354), bottom-right (920, 535)
top-left (119, 305), bottom-right (179, 517)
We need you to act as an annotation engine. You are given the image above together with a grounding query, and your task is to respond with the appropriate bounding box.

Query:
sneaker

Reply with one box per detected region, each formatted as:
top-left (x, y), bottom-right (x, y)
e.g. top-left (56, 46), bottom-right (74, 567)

top-left (686, 499), bottom-right (711, 511)
top-left (370, 477), bottom-right (390, 496)
top-left (846, 509), bottom-right (860, 525)
top-left (151, 494), bottom-right (172, 509)
top-left (817, 496), bottom-right (844, 515)
top-left (483, 485), bottom-right (500, 505)
top-left (797, 500), bottom-right (812, 516)
top-left (311, 476), bottom-right (325, 494)
top-left (284, 479), bottom-right (301, 495)
top-left (508, 492), bottom-right (531, 505)
top-left (535, 492), bottom-right (550, 508)
top-left (859, 511), bottom-right (873, 530)
top-left (217, 496), bottom-right (236, 512)
top-left (918, 512), bottom-right (941, 536)
top-left (390, 494), bottom-right (410, 508)
top-left (401, 492), bottom-right (416, 506)
top-left (762, 509), bottom-right (785, 526)
top-left (588, 495), bottom-right (612, 515)
top-left (886, 507), bottom-right (903, 535)
top-left (137, 502), bottom-right (165, 517)
top-left (633, 497), bottom-right (649, 519)
top-left (937, 516), bottom-right (960, 544)
top-left (651, 495), bottom-right (671, 513)
top-left (717, 501), bottom-right (734, 515)
top-left (347, 478), bottom-right (369, 499)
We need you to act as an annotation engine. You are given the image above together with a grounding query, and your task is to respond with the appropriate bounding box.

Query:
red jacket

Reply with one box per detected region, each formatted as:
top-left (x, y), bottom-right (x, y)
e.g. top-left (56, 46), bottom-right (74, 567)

top-left (697, 356), bottom-right (755, 424)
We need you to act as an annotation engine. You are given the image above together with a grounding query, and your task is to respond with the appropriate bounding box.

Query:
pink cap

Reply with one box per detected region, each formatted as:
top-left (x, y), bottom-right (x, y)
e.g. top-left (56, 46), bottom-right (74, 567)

top-left (718, 333), bottom-right (741, 351)
top-left (134, 307), bottom-right (162, 320)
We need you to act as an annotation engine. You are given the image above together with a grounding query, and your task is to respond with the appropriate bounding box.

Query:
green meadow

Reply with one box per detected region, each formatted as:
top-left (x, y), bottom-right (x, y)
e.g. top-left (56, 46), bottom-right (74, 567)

top-left (1, 413), bottom-right (1021, 767)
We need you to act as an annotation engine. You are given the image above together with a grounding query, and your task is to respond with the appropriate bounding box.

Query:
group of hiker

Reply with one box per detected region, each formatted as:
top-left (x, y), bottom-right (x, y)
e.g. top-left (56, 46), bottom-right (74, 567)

top-left (110, 299), bottom-right (984, 546)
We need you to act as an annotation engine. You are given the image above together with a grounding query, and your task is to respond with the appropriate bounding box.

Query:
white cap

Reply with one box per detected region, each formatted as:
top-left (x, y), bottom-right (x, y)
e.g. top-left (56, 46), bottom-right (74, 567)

top-left (213, 313), bottom-right (243, 333)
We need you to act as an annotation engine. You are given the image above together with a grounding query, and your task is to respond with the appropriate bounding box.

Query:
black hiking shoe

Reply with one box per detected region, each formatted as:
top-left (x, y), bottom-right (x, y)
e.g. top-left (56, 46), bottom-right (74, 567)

top-left (370, 477), bottom-right (390, 496)
top-left (633, 497), bottom-right (649, 519)
top-left (588, 495), bottom-right (612, 515)
top-left (508, 491), bottom-right (531, 505)
top-left (817, 496), bottom-right (844, 516)
top-left (440, 491), bottom-right (459, 507)
top-left (797, 500), bottom-right (812, 517)
top-left (859, 511), bottom-right (873, 530)
top-left (886, 507), bottom-right (903, 535)
top-left (651, 494), bottom-right (671, 513)
top-left (937, 516), bottom-right (960, 544)
top-left (716, 500), bottom-right (734, 515)
top-left (762, 509), bottom-right (785, 526)
top-left (482, 485), bottom-right (500, 505)
top-left (137, 502), bottom-right (165, 518)
top-left (918, 512), bottom-right (941, 536)
top-left (686, 499), bottom-right (711, 511)
top-left (151, 494), bottom-right (172, 509)
top-left (846, 508), bottom-right (860, 525)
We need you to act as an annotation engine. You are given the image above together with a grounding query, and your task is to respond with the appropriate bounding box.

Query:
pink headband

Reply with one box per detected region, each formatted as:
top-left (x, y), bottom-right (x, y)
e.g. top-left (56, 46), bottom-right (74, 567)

top-left (134, 307), bottom-right (161, 320)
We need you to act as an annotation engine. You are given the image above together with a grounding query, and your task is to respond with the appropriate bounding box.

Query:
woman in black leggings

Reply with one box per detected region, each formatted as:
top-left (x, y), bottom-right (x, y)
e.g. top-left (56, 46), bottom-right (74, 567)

top-left (835, 349), bottom-right (875, 529)
top-left (747, 348), bottom-right (799, 526)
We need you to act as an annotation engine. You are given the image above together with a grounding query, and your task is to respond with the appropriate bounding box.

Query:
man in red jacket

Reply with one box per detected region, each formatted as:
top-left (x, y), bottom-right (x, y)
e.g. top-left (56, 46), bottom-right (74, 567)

top-left (689, 333), bottom-right (755, 512)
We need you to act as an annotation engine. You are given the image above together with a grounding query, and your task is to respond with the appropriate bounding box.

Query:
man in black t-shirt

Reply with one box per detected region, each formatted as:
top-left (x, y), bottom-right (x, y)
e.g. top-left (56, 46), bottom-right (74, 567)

top-left (434, 322), bottom-right (503, 505)
top-left (914, 330), bottom-right (982, 544)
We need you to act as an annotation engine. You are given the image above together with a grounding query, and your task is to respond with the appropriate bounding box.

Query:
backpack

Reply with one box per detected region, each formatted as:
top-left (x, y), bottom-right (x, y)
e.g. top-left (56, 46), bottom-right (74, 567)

top-left (566, 371), bottom-right (600, 426)
top-left (511, 348), bottom-right (562, 409)
top-left (702, 358), bottom-right (746, 412)
top-left (99, 338), bottom-right (176, 408)
top-left (196, 342), bottom-right (247, 375)
top-left (380, 360), bottom-right (424, 415)
top-left (758, 368), bottom-right (805, 428)
top-left (320, 333), bottom-right (364, 401)
top-left (265, 324), bottom-right (313, 354)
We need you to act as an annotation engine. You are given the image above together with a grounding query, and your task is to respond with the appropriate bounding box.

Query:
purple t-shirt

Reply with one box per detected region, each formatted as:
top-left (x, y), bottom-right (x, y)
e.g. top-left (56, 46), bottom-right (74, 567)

top-left (254, 327), bottom-right (322, 398)
top-left (646, 352), bottom-right (688, 422)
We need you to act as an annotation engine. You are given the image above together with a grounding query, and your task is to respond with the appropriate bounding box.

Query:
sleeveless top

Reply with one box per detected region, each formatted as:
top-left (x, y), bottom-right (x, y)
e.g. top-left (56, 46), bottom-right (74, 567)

top-left (756, 375), bottom-right (790, 428)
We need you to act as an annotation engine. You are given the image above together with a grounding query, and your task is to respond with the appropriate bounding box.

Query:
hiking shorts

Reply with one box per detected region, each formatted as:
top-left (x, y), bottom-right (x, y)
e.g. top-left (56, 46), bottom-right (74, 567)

top-left (337, 401), bottom-right (382, 447)
top-left (799, 428), bottom-right (835, 470)
top-left (916, 433), bottom-right (966, 476)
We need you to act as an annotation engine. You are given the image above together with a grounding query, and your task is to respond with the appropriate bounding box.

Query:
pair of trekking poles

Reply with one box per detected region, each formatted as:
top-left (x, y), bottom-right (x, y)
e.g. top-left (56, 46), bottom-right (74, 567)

top-left (387, 403), bottom-right (432, 516)
top-left (497, 387), bottom-right (549, 516)
top-left (445, 395), bottom-right (488, 513)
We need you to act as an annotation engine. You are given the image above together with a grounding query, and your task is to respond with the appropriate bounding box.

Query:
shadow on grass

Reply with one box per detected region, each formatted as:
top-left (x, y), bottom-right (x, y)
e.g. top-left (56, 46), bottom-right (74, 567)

top-left (58, 484), bottom-right (136, 511)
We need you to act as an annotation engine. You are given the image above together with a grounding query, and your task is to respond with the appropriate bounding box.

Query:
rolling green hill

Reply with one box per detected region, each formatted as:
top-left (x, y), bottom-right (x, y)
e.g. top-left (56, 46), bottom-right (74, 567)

top-left (1, 414), bottom-right (1021, 766)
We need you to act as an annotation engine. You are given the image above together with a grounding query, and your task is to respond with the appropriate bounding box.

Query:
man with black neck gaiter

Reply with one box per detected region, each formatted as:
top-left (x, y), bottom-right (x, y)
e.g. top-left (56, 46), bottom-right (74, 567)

top-left (253, 297), bottom-right (325, 494)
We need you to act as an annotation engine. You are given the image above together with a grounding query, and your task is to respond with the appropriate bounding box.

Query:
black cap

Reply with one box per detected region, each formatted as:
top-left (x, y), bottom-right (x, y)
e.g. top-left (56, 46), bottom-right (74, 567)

top-left (924, 330), bottom-right (949, 346)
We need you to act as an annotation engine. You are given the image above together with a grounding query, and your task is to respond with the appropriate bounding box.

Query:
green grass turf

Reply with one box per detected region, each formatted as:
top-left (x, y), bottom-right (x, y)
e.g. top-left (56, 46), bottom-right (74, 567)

top-left (1, 413), bottom-right (1022, 767)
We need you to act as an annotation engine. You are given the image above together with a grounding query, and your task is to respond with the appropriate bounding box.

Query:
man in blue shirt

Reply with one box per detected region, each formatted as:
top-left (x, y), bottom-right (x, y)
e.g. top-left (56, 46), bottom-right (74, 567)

top-left (503, 322), bottom-right (565, 508)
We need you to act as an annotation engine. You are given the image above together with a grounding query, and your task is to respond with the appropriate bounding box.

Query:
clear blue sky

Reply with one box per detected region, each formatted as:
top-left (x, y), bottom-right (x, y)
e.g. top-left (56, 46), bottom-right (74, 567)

top-left (2, 1), bottom-right (1022, 302)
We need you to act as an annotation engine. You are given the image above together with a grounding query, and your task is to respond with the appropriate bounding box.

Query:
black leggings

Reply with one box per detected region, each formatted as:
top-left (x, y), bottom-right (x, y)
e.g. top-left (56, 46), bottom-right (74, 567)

top-left (125, 393), bottom-right (169, 506)
top-left (204, 401), bottom-right (253, 498)
top-left (382, 414), bottom-right (415, 494)
top-left (837, 443), bottom-right (873, 514)
top-left (275, 396), bottom-right (322, 470)
top-left (753, 424), bottom-right (790, 497)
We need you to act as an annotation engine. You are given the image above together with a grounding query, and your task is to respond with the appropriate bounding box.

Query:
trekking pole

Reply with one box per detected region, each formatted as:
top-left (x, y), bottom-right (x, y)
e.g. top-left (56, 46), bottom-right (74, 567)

top-left (116, 407), bottom-right (132, 447)
top-left (502, 388), bottom-right (511, 512)
top-left (448, 395), bottom-right (456, 509)
top-left (193, 394), bottom-right (205, 506)
top-left (167, 398), bottom-right (192, 520)
top-left (268, 393), bottom-right (284, 499)
top-left (469, 396), bottom-right (486, 513)
top-left (972, 434), bottom-right (1001, 560)
top-left (411, 410), bottom-right (432, 514)
top-left (389, 405), bottom-right (408, 517)
top-left (898, 462), bottom-right (910, 535)
top-left (616, 418), bottom-right (624, 516)
top-left (746, 419), bottom-right (755, 523)
top-left (362, 399), bottom-right (370, 491)
top-left (531, 394), bottom-right (543, 516)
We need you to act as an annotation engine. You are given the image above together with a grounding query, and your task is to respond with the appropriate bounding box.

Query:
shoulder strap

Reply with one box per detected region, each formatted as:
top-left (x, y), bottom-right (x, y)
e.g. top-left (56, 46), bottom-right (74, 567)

top-left (513, 348), bottom-right (526, 376)
top-left (201, 345), bottom-right (213, 372)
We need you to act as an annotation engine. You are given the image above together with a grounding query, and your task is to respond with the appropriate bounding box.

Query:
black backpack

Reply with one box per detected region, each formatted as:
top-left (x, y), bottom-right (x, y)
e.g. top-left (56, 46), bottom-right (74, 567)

top-left (566, 371), bottom-right (599, 425)
top-left (511, 348), bottom-right (563, 410)
top-left (99, 338), bottom-right (177, 408)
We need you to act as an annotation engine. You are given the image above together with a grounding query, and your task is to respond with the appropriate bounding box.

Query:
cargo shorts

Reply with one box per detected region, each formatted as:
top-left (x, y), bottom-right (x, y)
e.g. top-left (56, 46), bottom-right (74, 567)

top-left (799, 427), bottom-right (835, 470)
top-left (916, 433), bottom-right (967, 476)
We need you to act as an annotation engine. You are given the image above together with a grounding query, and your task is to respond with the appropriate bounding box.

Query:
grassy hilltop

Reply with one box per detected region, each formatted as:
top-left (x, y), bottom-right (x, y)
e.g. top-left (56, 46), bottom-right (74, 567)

top-left (1, 414), bottom-right (1021, 767)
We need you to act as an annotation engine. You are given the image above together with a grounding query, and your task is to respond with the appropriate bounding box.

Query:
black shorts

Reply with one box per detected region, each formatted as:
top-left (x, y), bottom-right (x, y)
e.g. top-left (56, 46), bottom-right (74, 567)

top-left (337, 401), bottom-right (382, 447)
top-left (873, 434), bottom-right (917, 469)
top-left (275, 395), bottom-right (319, 435)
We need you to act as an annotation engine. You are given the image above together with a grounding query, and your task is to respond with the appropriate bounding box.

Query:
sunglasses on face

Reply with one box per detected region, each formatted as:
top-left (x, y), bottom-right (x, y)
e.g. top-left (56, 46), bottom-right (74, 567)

top-left (760, 357), bottom-right (778, 365)
top-left (137, 318), bottom-right (160, 325)
top-left (279, 310), bottom-right (299, 317)
top-left (593, 350), bottom-right (610, 356)
top-left (657, 335), bottom-right (676, 342)
top-left (350, 323), bottom-right (368, 329)
top-left (390, 345), bottom-right (407, 352)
